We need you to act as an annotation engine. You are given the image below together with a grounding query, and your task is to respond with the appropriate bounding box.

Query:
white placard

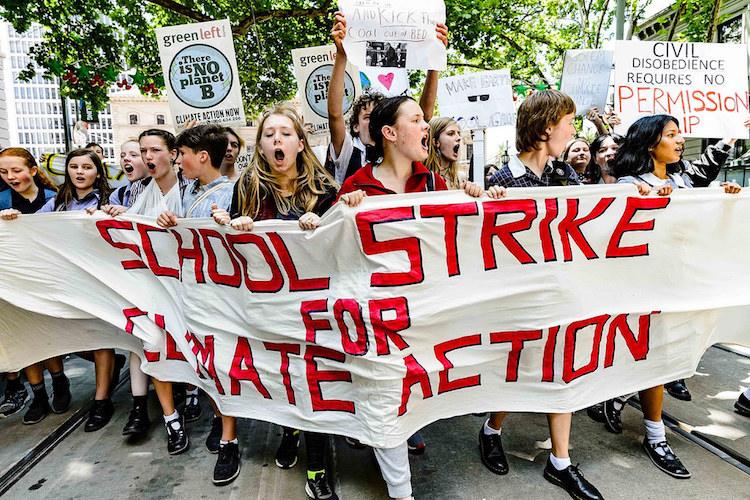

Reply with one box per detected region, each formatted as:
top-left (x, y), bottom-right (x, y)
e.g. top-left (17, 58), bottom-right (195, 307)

top-left (560, 49), bottom-right (613, 115)
top-left (156, 19), bottom-right (246, 129)
top-left (292, 45), bottom-right (362, 136)
top-left (359, 67), bottom-right (409, 96)
top-left (338, 0), bottom-right (446, 71)
top-left (437, 69), bottom-right (515, 130)
top-left (613, 40), bottom-right (749, 138)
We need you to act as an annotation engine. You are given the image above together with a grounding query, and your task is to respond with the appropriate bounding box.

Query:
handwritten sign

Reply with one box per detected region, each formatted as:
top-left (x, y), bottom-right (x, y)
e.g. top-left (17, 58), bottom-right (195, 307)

top-left (156, 19), bottom-right (246, 129)
top-left (359, 67), bottom-right (409, 96)
top-left (560, 49), bottom-right (613, 116)
top-left (613, 40), bottom-right (749, 138)
top-left (437, 69), bottom-right (515, 130)
top-left (292, 45), bottom-right (362, 136)
top-left (338, 0), bottom-right (446, 71)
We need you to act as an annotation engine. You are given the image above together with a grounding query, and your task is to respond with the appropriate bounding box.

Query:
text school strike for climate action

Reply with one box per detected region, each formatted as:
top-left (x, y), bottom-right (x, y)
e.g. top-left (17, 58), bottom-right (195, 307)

top-left (94, 195), bottom-right (670, 415)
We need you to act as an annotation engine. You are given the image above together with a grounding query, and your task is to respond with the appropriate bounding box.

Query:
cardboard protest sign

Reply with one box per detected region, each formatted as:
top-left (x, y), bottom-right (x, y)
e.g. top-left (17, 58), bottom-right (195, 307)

top-left (437, 69), bottom-right (515, 130)
top-left (2, 188), bottom-right (750, 446)
top-left (359, 66), bottom-right (409, 96)
top-left (560, 49), bottom-right (613, 115)
top-left (292, 45), bottom-right (362, 136)
top-left (156, 19), bottom-right (246, 129)
top-left (338, 0), bottom-right (446, 71)
top-left (614, 40), bottom-right (749, 138)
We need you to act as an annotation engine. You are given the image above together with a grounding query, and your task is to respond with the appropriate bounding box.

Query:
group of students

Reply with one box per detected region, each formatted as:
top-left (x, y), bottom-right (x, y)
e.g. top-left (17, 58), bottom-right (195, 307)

top-left (2, 12), bottom-right (750, 500)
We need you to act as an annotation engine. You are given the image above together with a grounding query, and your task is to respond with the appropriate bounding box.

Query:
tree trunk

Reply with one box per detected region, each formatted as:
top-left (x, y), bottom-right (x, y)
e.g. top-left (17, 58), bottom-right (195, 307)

top-left (667, 1), bottom-right (686, 41)
top-left (706, 0), bottom-right (723, 42)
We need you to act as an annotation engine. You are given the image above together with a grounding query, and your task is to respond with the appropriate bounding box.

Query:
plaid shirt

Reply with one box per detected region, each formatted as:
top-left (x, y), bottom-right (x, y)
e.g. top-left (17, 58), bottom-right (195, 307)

top-left (489, 155), bottom-right (581, 188)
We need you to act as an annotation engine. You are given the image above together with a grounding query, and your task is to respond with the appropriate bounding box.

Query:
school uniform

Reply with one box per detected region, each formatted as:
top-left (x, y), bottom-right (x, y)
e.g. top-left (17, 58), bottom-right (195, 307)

top-left (326, 132), bottom-right (367, 184)
top-left (0, 186), bottom-right (55, 214)
top-left (337, 161), bottom-right (447, 198)
top-left (488, 155), bottom-right (580, 188)
top-left (179, 175), bottom-right (234, 218)
top-left (37, 190), bottom-right (103, 213)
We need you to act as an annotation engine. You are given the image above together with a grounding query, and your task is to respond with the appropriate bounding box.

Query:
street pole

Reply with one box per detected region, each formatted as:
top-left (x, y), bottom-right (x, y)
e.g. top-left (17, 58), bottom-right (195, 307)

top-left (616, 0), bottom-right (626, 40)
top-left (472, 128), bottom-right (486, 188)
top-left (60, 85), bottom-right (72, 152)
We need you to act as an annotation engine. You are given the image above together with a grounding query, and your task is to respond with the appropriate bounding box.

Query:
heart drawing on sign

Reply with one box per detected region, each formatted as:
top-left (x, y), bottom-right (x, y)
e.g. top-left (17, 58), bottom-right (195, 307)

top-left (377, 72), bottom-right (395, 90)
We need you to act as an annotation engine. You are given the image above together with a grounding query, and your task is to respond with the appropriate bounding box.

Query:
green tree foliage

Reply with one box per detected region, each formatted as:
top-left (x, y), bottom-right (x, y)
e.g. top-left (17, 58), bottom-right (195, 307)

top-left (0, 0), bottom-right (648, 114)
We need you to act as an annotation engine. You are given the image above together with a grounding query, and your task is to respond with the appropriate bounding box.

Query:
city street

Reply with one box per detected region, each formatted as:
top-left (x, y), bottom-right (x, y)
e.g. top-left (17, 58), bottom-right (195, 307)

top-left (0, 345), bottom-right (748, 499)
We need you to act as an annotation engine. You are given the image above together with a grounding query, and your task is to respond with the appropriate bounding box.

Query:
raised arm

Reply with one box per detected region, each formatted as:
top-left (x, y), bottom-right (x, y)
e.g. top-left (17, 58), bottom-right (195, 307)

top-left (419, 23), bottom-right (448, 122)
top-left (328, 11), bottom-right (348, 157)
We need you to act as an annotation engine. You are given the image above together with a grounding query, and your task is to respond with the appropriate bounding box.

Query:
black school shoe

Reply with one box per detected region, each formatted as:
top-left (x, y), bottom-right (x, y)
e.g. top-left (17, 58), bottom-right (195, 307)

top-left (206, 415), bottom-right (222, 453)
top-left (166, 414), bottom-right (190, 455)
top-left (275, 427), bottom-right (300, 469)
top-left (478, 426), bottom-right (508, 475)
top-left (213, 441), bottom-right (241, 486)
top-left (84, 399), bottom-right (114, 432)
top-left (122, 398), bottom-right (150, 437)
top-left (306, 471), bottom-right (339, 500)
top-left (734, 392), bottom-right (750, 417)
top-left (585, 403), bottom-right (605, 424)
top-left (183, 391), bottom-right (202, 422)
top-left (51, 375), bottom-right (72, 414)
top-left (602, 398), bottom-right (625, 434)
top-left (543, 458), bottom-right (604, 500)
top-left (664, 380), bottom-right (692, 401)
top-left (23, 395), bottom-right (50, 425)
top-left (642, 439), bottom-right (691, 479)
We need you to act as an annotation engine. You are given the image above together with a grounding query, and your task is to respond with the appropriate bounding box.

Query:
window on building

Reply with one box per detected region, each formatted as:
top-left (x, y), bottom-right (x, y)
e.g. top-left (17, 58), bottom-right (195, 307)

top-left (156, 114), bottom-right (166, 125)
top-left (718, 16), bottom-right (743, 44)
top-left (129, 114), bottom-right (139, 125)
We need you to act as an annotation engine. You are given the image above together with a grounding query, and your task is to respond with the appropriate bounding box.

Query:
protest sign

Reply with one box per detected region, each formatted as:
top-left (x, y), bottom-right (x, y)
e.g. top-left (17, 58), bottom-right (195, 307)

top-left (560, 49), bottom-right (613, 115)
top-left (156, 19), bottom-right (246, 129)
top-left (613, 40), bottom-right (749, 138)
top-left (2, 187), bottom-right (750, 446)
top-left (338, 0), bottom-right (446, 71)
top-left (359, 67), bottom-right (410, 96)
top-left (292, 45), bottom-right (362, 136)
top-left (437, 69), bottom-right (515, 130)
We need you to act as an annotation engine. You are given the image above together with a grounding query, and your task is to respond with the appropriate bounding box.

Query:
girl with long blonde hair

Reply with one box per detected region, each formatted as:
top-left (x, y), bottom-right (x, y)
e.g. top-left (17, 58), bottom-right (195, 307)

top-left (424, 116), bottom-right (463, 189)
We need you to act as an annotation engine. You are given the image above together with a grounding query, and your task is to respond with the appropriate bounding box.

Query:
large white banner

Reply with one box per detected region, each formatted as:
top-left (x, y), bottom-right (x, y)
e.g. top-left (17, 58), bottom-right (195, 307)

top-left (338, 0), bottom-right (447, 71)
top-left (292, 45), bottom-right (362, 137)
top-left (614, 40), bottom-right (749, 138)
top-left (1, 186), bottom-right (750, 448)
top-left (437, 69), bottom-right (515, 130)
top-left (560, 49), bottom-right (613, 116)
top-left (156, 19), bottom-right (246, 129)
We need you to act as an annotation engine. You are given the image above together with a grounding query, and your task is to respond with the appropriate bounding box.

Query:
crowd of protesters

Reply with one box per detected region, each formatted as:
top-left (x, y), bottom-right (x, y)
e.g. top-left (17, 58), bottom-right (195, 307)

top-left (1, 12), bottom-right (750, 500)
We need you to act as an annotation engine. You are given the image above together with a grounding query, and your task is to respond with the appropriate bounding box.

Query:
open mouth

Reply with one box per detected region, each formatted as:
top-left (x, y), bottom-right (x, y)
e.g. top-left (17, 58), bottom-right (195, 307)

top-left (224, 154), bottom-right (233, 160)
top-left (147, 162), bottom-right (156, 171)
top-left (123, 165), bottom-right (134, 174)
top-left (453, 144), bottom-right (460, 155)
top-left (421, 135), bottom-right (429, 150)
top-left (274, 149), bottom-right (285, 162)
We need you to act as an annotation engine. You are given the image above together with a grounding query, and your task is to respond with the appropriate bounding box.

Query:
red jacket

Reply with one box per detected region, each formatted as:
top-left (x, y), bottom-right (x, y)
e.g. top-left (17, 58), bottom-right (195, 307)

top-left (336, 162), bottom-right (447, 200)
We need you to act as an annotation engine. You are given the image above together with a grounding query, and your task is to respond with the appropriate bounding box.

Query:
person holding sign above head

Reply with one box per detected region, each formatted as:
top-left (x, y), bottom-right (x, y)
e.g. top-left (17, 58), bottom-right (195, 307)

top-left (0, 148), bottom-right (68, 422)
top-left (211, 103), bottom-right (338, 500)
top-left (485, 90), bottom-right (604, 500)
top-left (610, 114), bottom-right (740, 479)
top-left (327, 11), bottom-right (448, 184)
top-left (337, 95), bottom-right (506, 500)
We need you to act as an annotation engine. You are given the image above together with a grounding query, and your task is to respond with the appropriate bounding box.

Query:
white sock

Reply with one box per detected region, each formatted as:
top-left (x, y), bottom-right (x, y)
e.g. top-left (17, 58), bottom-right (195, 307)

top-left (163, 410), bottom-right (179, 424)
top-left (644, 418), bottom-right (666, 444)
top-left (743, 387), bottom-right (750, 399)
top-left (219, 438), bottom-right (239, 446)
top-left (483, 419), bottom-right (502, 435)
top-left (186, 388), bottom-right (199, 396)
top-left (549, 453), bottom-right (571, 471)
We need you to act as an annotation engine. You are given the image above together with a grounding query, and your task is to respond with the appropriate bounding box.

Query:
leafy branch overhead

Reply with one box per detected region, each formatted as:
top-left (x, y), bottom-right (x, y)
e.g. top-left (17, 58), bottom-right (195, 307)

top-left (2, 0), bottom-right (661, 116)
